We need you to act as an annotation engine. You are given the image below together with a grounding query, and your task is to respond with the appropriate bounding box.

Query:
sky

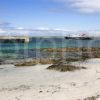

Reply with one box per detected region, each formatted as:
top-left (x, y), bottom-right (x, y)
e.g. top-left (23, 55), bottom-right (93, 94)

top-left (0, 0), bottom-right (100, 36)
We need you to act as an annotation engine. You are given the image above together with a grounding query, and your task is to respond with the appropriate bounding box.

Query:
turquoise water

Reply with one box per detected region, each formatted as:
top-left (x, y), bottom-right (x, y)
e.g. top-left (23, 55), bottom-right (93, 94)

top-left (1, 37), bottom-right (100, 49)
top-left (0, 37), bottom-right (100, 59)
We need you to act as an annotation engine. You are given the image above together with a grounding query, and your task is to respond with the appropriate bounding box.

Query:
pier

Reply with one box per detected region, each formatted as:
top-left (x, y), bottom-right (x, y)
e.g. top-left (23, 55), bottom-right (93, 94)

top-left (0, 36), bottom-right (30, 43)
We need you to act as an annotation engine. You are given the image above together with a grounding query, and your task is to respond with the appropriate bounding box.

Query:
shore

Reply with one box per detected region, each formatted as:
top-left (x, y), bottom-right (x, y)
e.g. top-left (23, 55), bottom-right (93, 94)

top-left (0, 58), bottom-right (100, 100)
top-left (1, 47), bottom-right (100, 66)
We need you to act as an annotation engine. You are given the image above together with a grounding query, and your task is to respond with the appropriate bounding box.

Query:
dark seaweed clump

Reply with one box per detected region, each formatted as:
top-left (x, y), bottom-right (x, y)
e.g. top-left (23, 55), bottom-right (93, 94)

top-left (47, 60), bottom-right (86, 72)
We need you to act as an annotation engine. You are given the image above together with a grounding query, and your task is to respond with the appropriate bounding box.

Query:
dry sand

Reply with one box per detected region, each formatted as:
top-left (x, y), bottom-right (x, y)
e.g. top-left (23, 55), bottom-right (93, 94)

top-left (0, 59), bottom-right (100, 100)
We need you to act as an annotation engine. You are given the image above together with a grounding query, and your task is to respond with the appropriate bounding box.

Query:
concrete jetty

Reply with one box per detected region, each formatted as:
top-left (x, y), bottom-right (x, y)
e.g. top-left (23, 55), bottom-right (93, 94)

top-left (0, 36), bottom-right (30, 43)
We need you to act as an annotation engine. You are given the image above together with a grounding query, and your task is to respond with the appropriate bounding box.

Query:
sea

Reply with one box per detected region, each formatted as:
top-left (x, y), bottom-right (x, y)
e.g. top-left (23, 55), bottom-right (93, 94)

top-left (0, 37), bottom-right (100, 60)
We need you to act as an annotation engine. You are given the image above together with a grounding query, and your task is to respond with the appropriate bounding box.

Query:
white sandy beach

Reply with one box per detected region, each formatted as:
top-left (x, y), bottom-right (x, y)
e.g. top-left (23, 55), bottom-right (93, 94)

top-left (0, 59), bottom-right (100, 100)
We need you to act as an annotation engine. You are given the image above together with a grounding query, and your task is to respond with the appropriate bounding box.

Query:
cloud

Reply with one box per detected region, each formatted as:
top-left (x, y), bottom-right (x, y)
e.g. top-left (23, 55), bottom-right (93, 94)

top-left (0, 25), bottom-right (69, 36)
top-left (0, 25), bottom-right (99, 36)
top-left (0, 29), bottom-right (6, 33)
top-left (53, 0), bottom-right (100, 13)
top-left (70, 0), bottom-right (100, 13)
top-left (0, 22), bottom-right (11, 28)
top-left (0, 22), bottom-right (29, 36)
top-left (0, 22), bottom-right (99, 36)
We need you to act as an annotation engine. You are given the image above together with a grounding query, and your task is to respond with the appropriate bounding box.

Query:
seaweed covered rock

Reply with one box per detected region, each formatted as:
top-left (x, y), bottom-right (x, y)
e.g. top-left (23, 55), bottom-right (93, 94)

top-left (47, 60), bottom-right (86, 72)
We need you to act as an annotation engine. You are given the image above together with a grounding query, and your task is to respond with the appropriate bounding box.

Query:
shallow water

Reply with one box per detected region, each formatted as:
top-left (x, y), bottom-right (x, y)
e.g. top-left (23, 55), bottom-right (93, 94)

top-left (0, 37), bottom-right (100, 59)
